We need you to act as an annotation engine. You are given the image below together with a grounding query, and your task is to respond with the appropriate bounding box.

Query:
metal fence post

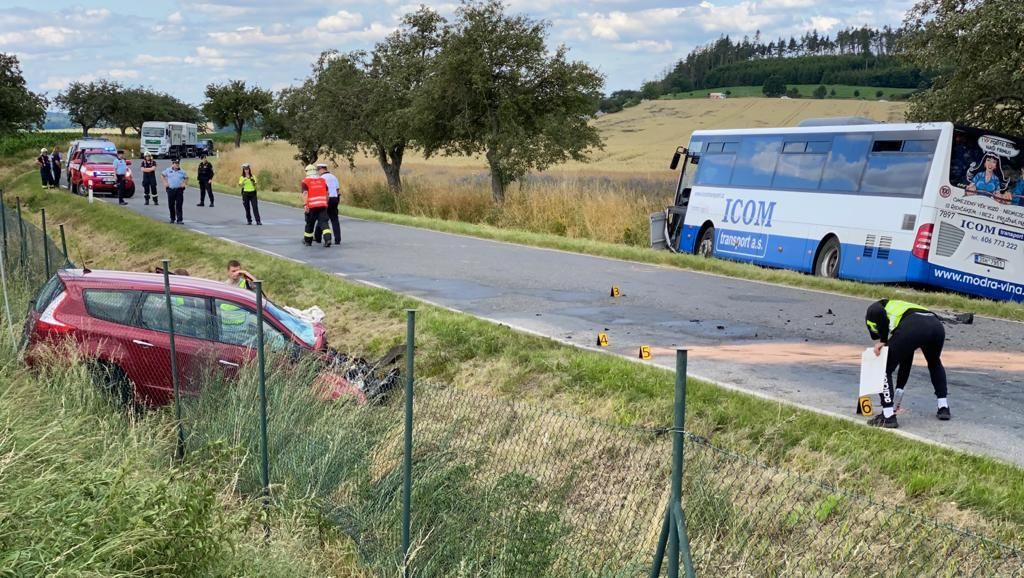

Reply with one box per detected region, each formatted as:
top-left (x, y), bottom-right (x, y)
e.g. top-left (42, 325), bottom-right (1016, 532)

top-left (162, 260), bottom-right (185, 460)
top-left (0, 240), bottom-right (13, 345)
top-left (58, 224), bottom-right (70, 267)
top-left (15, 197), bottom-right (26, 271)
top-left (402, 309), bottom-right (416, 577)
top-left (255, 280), bottom-right (271, 540)
top-left (650, 349), bottom-right (696, 578)
top-left (41, 208), bottom-right (50, 278)
top-left (0, 189), bottom-right (8, 268)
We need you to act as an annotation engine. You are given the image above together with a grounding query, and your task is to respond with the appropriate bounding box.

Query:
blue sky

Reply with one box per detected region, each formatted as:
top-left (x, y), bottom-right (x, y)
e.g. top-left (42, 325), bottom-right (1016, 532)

top-left (2, 0), bottom-right (915, 107)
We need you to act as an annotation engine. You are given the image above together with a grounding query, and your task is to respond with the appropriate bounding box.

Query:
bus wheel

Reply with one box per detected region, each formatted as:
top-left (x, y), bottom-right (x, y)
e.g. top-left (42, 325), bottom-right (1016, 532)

top-left (815, 237), bottom-right (841, 278)
top-left (696, 226), bottom-right (715, 258)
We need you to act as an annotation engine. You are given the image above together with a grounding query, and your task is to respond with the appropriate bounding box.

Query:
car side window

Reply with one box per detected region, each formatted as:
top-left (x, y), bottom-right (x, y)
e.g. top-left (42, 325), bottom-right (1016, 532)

top-left (138, 293), bottom-right (213, 340)
top-left (83, 290), bottom-right (139, 325)
top-left (214, 299), bottom-right (288, 350)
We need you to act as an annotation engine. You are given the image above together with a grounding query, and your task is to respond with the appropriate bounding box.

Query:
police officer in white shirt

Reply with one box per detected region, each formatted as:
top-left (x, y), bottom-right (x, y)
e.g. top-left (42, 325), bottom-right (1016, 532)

top-left (317, 163), bottom-right (341, 245)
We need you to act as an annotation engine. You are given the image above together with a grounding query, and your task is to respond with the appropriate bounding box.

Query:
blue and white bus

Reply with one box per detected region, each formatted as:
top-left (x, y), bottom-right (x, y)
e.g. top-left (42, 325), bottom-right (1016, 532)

top-left (660, 119), bottom-right (1024, 302)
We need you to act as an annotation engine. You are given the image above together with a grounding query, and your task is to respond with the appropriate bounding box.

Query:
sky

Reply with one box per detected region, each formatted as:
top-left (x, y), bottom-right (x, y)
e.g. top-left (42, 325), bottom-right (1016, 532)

top-left (1, 0), bottom-right (916, 108)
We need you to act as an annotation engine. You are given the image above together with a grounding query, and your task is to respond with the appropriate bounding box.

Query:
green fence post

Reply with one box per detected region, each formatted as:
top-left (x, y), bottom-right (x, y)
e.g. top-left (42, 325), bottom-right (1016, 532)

top-left (255, 280), bottom-right (271, 540)
top-left (650, 349), bottom-right (696, 578)
top-left (58, 224), bottom-right (70, 267)
top-left (15, 197), bottom-right (26, 271)
top-left (162, 260), bottom-right (185, 461)
top-left (402, 309), bottom-right (416, 577)
top-left (41, 208), bottom-right (50, 278)
top-left (0, 189), bottom-right (8, 269)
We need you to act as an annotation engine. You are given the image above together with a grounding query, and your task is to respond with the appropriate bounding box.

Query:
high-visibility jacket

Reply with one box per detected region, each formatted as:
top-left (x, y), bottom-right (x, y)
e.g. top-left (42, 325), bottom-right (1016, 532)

top-left (865, 299), bottom-right (929, 342)
top-left (303, 176), bottom-right (328, 209)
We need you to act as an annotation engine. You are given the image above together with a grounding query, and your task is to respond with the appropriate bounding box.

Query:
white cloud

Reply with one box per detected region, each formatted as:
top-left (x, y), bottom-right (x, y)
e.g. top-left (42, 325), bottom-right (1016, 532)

top-left (806, 16), bottom-right (841, 31)
top-left (317, 10), bottom-right (363, 32)
top-left (186, 2), bottom-right (251, 18)
top-left (760, 0), bottom-right (818, 8)
top-left (184, 46), bottom-right (229, 68)
top-left (614, 40), bottom-right (673, 53)
top-left (168, 11), bottom-right (184, 25)
top-left (109, 69), bottom-right (139, 79)
top-left (0, 26), bottom-right (77, 48)
top-left (584, 8), bottom-right (686, 41)
top-left (133, 54), bottom-right (183, 65)
top-left (40, 73), bottom-right (97, 91)
top-left (208, 26), bottom-right (294, 46)
top-left (691, 1), bottom-right (775, 33)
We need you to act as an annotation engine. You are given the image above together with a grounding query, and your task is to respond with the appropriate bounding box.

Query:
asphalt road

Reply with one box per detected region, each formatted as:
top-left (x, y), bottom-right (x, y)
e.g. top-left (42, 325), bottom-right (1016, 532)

top-left (96, 160), bottom-right (1024, 466)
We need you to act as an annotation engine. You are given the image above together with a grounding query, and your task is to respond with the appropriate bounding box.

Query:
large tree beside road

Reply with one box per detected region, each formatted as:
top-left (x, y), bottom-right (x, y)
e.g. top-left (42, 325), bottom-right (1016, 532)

top-left (0, 53), bottom-right (47, 135)
top-left (416, 0), bottom-right (604, 203)
top-left (312, 7), bottom-right (446, 193)
top-left (901, 0), bottom-right (1024, 135)
top-left (263, 80), bottom-right (327, 167)
top-left (107, 88), bottom-right (204, 136)
top-left (55, 80), bottom-right (119, 136)
top-left (202, 80), bottom-right (272, 148)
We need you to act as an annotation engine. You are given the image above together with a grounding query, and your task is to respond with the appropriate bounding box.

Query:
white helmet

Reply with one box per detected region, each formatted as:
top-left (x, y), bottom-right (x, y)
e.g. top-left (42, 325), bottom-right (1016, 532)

top-left (304, 164), bottom-right (317, 176)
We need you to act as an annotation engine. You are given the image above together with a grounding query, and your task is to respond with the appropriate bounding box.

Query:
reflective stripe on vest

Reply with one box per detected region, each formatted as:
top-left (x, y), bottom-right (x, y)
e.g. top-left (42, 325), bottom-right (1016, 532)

top-left (219, 302), bottom-right (247, 325)
top-left (303, 176), bottom-right (328, 209)
top-left (884, 300), bottom-right (926, 333)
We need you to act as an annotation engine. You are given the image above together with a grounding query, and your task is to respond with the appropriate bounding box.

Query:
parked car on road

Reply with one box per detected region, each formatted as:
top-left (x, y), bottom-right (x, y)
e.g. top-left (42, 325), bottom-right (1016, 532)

top-left (64, 139), bottom-right (116, 188)
top-left (196, 139), bottom-right (215, 157)
top-left (23, 269), bottom-right (397, 407)
top-left (68, 149), bottom-right (135, 197)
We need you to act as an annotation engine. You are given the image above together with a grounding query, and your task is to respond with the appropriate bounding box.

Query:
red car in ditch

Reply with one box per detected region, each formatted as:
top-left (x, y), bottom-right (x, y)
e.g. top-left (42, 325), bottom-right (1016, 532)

top-left (68, 149), bottom-right (135, 197)
top-left (23, 269), bottom-right (394, 406)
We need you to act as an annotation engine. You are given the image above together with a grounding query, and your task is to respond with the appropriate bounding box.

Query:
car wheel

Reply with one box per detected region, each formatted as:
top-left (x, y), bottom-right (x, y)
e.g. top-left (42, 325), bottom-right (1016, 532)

top-left (815, 237), bottom-right (841, 278)
top-left (125, 182), bottom-right (136, 198)
top-left (71, 181), bottom-right (79, 195)
top-left (91, 361), bottom-right (135, 410)
top-left (696, 225), bottom-right (715, 258)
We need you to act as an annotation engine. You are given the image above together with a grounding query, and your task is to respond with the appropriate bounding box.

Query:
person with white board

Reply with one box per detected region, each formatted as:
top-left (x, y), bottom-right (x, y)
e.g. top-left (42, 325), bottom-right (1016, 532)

top-left (864, 299), bottom-right (951, 428)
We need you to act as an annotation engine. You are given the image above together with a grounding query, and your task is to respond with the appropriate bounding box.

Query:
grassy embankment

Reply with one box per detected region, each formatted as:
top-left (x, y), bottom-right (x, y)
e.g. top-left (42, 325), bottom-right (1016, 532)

top-left (181, 99), bottom-right (1022, 322)
top-left (0, 314), bottom-right (365, 575)
top-left (663, 84), bottom-right (917, 99)
top-left (6, 168), bottom-right (1024, 549)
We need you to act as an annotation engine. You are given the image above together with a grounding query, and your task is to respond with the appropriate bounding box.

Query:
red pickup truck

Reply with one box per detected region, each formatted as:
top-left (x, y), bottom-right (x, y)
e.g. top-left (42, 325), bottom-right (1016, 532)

top-left (68, 149), bottom-right (135, 197)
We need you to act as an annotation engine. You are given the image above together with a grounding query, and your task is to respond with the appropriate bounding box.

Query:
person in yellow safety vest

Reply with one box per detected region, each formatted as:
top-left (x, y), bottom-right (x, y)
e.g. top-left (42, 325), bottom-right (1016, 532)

top-left (226, 260), bottom-right (255, 292)
top-left (865, 299), bottom-right (950, 429)
top-left (301, 164), bottom-right (332, 248)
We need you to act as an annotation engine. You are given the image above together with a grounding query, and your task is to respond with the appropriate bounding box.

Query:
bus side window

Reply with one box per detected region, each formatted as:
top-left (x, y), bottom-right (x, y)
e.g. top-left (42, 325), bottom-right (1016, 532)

top-left (821, 134), bottom-right (871, 192)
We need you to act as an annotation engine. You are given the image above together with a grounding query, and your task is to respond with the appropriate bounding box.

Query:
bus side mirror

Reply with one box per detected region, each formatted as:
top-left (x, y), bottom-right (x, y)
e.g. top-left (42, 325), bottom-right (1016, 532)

top-left (669, 152), bottom-right (681, 170)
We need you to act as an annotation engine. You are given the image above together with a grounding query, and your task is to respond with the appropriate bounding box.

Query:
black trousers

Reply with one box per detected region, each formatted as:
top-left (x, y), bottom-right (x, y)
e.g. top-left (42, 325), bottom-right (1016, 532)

top-left (40, 166), bottom-right (51, 187)
top-left (881, 312), bottom-right (947, 408)
top-left (242, 191), bottom-right (261, 224)
top-left (143, 176), bottom-right (158, 202)
top-left (327, 197), bottom-right (341, 241)
top-left (167, 187), bottom-right (185, 222)
top-left (116, 175), bottom-right (126, 201)
top-left (198, 179), bottom-right (214, 205)
top-left (304, 208), bottom-right (331, 244)
top-left (52, 168), bottom-right (61, 188)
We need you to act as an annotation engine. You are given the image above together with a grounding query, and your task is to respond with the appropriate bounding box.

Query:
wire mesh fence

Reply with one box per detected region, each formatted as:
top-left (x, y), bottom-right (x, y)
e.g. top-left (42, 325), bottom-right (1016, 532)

top-left (4, 193), bottom-right (1024, 577)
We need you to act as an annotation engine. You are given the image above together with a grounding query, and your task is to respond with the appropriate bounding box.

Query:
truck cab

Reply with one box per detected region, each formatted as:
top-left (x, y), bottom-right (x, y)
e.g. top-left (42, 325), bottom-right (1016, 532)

top-left (141, 121), bottom-right (171, 158)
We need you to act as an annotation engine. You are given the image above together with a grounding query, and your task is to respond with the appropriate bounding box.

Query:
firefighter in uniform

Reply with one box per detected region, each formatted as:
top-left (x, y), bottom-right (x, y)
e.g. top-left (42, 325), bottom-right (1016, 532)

top-left (865, 299), bottom-right (951, 428)
top-left (302, 164), bottom-right (332, 247)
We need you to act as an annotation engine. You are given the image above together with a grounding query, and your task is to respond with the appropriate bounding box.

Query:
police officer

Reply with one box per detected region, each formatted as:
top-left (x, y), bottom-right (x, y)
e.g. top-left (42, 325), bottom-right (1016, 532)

top-left (196, 155), bottom-right (215, 207)
top-left (50, 147), bottom-right (62, 189)
top-left (865, 299), bottom-right (950, 429)
top-left (140, 153), bottom-right (158, 205)
top-left (302, 164), bottom-right (332, 247)
top-left (161, 158), bottom-right (188, 224)
top-left (37, 148), bottom-right (53, 189)
top-left (318, 163), bottom-right (341, 244)
top-left (113, 150), bottom-right (129, 205)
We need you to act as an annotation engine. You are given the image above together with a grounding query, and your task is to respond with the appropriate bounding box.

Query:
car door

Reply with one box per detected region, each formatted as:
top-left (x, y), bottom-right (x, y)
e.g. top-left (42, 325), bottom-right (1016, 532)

top-left (130, 292), bottom-right (218, 404)
top-left (211, 298), bottom-right (292, 380)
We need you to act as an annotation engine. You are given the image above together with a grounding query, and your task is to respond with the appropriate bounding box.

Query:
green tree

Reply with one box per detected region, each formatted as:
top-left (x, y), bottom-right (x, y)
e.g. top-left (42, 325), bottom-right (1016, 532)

top-left (902, 0), bottom-right (1024, 134)
top-left (762, 75), bottom-right (786, 97)
top-left (108, 89), bottom-right (204, 135)
top-left (312, 7), bottom-right (446, 192)
top-left (0, 53), bottom-right (47, 135)
top-left (813, 84), bottom-right (828, 99)
top-left (875, 89), bottom-right (884, 98)
top-left (854, 89), bottom-right (861, 97)
top-left (418, 0), bottom-right (604, 203)
top-left (202, 80), bottom-right (272, 148)
top-left (263, 81), bottom-right (325, 167)
top-left (55, 80), bottom-right (120, 136)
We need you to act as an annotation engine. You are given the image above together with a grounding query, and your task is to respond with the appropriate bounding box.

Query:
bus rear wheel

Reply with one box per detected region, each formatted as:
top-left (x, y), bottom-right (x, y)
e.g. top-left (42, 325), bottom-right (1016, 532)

top-left (696, 226), bottom-right (715, 258)
top-left (815, 237), bottom-right (841, 278)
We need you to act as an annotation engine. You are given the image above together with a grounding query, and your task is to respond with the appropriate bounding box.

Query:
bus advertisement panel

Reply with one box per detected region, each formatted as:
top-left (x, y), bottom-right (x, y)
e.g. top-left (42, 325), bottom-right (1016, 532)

top-left (930, 128), bottom-right (1024, 301)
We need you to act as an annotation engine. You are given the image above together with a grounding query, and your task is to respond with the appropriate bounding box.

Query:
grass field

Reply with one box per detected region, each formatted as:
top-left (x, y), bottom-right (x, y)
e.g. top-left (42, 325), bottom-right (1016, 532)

top-left (664, 84), bottom-right (917, 100)
top-left (5, 169), bottom-right (1024, 548)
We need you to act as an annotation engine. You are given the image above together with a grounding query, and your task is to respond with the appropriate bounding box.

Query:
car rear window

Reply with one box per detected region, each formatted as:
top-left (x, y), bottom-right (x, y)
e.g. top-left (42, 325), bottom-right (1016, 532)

top-left (83, 290), bottom-right (138, 325)
top-left (33, 275), bottom-right (65, 313)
